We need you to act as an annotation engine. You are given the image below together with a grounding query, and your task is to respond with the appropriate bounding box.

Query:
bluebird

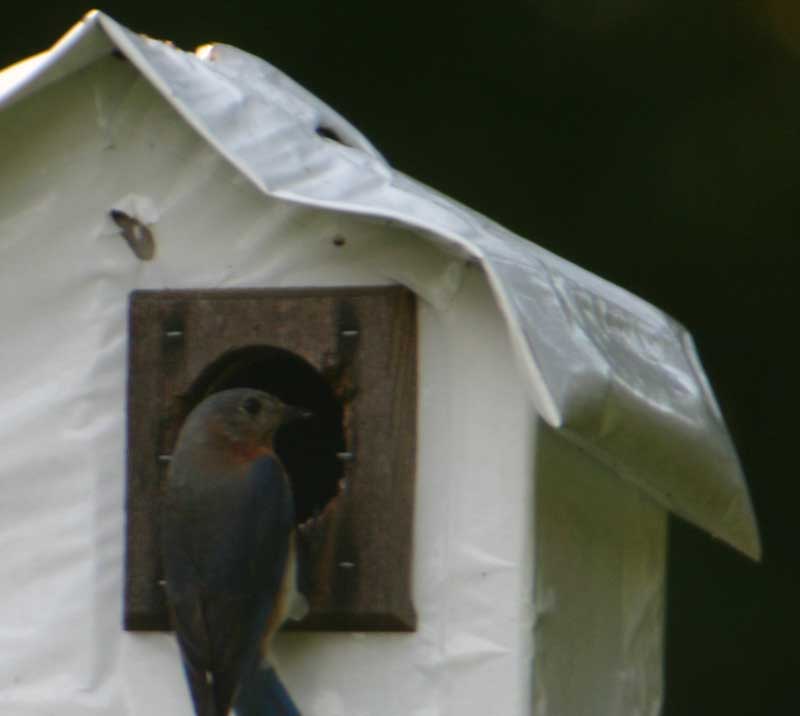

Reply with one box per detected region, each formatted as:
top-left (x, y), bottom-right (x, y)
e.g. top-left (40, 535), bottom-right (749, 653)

top-left (161, 388), bottom-right (309, 716)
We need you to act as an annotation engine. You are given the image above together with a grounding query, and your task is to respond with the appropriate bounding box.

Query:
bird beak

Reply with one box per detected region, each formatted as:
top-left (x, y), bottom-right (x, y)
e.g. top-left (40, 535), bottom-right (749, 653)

top-left (282, 404), bottom-right (314, 423)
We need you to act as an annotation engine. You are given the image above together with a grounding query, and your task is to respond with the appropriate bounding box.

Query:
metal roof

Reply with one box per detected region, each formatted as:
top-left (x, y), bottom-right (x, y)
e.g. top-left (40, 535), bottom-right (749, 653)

top-left (0, 11), bottom-right (759, 558)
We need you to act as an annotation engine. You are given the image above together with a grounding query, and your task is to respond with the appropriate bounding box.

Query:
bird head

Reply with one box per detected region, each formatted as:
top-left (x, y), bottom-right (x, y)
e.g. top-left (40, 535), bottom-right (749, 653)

top-left (176, 388), bottom-right (312, 463)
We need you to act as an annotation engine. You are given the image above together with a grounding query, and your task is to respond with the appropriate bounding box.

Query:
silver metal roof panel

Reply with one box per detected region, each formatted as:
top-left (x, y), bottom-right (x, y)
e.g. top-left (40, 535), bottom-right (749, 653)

top-left (0, 11), bottom-right (759, 558)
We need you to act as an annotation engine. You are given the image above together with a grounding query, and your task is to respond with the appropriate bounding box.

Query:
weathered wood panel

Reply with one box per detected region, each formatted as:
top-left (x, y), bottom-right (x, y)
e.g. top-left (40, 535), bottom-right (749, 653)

top-left (125, 287), bottom-right (417, 632)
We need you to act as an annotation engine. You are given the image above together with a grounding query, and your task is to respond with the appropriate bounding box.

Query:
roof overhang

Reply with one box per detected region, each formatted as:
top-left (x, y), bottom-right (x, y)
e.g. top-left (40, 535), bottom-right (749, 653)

top-left (0, 11), bottom-right (760, 559)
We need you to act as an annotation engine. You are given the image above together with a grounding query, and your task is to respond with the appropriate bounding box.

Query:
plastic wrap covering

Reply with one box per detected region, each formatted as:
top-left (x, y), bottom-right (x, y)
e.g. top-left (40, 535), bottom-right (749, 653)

top-left (0, 49), bottom-right (540, 714)
top-left (0, 11), bottom-right (753, 715)
top-left (0, 11), bottom-right (758, 559)
top-left (533, 426), bottom-right (666, 716)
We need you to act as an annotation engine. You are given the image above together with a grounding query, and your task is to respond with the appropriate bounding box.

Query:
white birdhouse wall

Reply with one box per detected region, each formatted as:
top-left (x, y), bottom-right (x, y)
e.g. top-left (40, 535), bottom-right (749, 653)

top-left (533, 426), bottom-right (667, 715)
top-left (0, 40), bottom-right (668, 716)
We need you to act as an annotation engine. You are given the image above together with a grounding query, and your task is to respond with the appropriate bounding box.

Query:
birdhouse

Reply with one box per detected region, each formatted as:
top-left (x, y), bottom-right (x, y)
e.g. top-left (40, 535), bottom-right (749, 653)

top-left (0, 12), bottom-right (759, 716)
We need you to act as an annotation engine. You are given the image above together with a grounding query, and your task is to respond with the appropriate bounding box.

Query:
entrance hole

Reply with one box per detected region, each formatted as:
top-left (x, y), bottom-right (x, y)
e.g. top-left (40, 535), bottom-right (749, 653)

top-left (179, 345), bottom-right (345, 524)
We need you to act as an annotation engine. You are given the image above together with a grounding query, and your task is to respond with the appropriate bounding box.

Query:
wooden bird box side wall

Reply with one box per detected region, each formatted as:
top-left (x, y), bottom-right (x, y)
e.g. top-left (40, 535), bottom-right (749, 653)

top-left (531, 425), bottom-right (668, 716)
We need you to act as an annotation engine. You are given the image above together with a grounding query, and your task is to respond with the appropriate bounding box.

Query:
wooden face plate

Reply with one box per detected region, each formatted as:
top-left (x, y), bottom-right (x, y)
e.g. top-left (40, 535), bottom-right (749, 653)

top-left (125, 287), bottom-right (417, 632)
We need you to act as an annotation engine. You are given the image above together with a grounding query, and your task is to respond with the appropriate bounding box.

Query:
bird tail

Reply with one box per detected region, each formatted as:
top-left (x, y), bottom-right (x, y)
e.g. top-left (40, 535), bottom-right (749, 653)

top-left (180, 658), bottom-right (218, 716)
top-left (234, 666), bottom-right (301, 716)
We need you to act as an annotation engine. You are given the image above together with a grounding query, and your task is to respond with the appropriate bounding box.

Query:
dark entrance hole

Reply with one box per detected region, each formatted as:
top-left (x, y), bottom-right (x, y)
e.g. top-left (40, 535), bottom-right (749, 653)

top-left (179, 345), bottom-right (345, 525)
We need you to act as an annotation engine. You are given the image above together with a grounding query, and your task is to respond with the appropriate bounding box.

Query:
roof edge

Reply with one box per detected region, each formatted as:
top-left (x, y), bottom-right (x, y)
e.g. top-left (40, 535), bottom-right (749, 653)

top-left (0, 13), bottom-right (760, 560)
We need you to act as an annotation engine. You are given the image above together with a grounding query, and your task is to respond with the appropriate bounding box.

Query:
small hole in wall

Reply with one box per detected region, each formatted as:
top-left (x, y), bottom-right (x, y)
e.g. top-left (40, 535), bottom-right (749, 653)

top-left (177, 345), bottom-right (345, 524)
top-left (315, 125), bottom-right (349, 146)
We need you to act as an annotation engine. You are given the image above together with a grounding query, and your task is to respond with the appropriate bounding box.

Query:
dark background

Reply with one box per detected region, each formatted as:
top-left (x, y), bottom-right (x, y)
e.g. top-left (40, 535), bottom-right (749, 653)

top-left (4, 1), bottom-right (797, 713)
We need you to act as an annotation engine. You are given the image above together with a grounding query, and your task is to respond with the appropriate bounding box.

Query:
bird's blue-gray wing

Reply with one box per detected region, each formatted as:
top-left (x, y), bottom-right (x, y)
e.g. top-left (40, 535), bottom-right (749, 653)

top-left (162, 455), bottom-right (294, 716)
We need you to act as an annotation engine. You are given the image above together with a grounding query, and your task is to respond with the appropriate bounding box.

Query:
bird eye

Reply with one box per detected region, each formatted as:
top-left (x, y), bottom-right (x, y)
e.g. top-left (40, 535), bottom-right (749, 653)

top-left (242, 397), bottom-right (262, 416)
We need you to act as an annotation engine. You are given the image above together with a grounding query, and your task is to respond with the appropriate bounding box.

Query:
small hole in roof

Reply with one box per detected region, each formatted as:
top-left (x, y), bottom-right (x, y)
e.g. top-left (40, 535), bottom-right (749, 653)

top-left (315, 125), bottom-right (349, 146)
